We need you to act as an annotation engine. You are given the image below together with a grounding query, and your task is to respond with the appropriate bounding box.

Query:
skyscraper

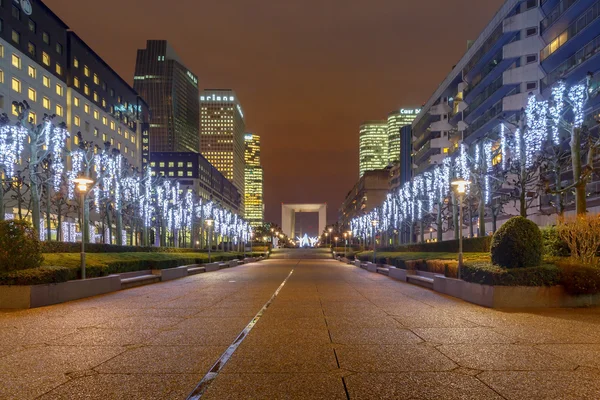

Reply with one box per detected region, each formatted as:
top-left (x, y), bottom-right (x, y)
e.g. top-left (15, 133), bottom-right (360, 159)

top-left (200, 90), bottom-right (246, 214)
top-left (387, 108), bottom-right (421, 164)
top-left (133, 40), bottom-right (199, 154)
top-left (244, 133), bottom-right (264, 227)
top-left (359, 121), bottom-right (388, 178)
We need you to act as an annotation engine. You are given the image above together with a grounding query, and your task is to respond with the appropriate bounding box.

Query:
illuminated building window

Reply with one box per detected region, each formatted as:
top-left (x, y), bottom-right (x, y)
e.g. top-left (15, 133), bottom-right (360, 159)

top-left (73, 57), bottom-right (79, 68)
top-left (43, 97), bottom-right (50, 109)
top-left (94, 110), bottom-right (99, 120)
top-left (29, 111), bottom-right (36, 124)
top-left (43, 75), bottom-right (50, 88)
top-left (74, 97), bottom-right (80, 107)
top-left (93, 74), bottom-right (99, 85)
top-left (42, 52), bottom-right (50, 66)
top-left (56, 84), bottom-right (63, 96)
top-left (74, 116), bottom-right (80, 127)
top-left (74, 77), bottom-right (80, 88)
top-left (84, 65), bottom-right (90, 77)
top-left (28, 87), bottom-right (36, 102)
top-left (11, 77), bottom-right (21, 93)
top-left (56, 63), bottom-right (62, 75)
top-left (84, 104), bottom-right (90, 114)
top-left (11, 54), bottom-right (20, 69)
top-left (56, 104), bottom-right (63, 117)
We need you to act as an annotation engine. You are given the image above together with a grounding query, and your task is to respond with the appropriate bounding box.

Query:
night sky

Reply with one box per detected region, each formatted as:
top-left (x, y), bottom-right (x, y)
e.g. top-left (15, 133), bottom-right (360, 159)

top-left (46, 0), bottom-right (504, 234)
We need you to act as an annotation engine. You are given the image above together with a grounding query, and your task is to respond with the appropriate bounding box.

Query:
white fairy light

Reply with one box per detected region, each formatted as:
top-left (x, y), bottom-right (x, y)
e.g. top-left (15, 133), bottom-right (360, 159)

top-left (500, 124), bottom-right (507, 170)
top-left (568, 83), bottom-right (586, 129)
top-left (550, 81), bottom-right (566, 145)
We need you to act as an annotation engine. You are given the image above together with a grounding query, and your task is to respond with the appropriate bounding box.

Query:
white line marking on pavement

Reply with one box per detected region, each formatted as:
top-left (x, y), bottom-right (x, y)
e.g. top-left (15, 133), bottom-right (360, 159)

top-left (186, 268), bottom-right (295, 400)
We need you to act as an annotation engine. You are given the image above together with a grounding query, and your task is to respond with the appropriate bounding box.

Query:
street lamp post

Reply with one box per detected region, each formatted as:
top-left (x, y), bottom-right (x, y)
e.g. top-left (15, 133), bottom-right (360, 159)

top-left (347, 231), bottom-right (352, 256)
top-left (334, 236), bottom-right (339, 250)
top-left (250, 232), bottom-right (254, 257)
top-left (73, 175), bottom-right (94, 280)
top-left (328, 227), bottom-right (333, 247)
top-left (206, 218), bottom-right (214, 263)
top-left (451, 179), bottom-right (470, 279)
top-left (371, 219), bottom-right (379, 264)
top-left (343, 232), bottom-right (348, 257)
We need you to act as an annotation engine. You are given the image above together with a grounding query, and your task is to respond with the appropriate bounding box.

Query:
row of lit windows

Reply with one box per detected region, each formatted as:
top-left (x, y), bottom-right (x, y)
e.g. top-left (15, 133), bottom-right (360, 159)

top-left (150, 162), bottom-right (194, 168)
top-left (151, 170), bottom-right (194, 177)
top-left (73, 132), bottom-right (135, 158)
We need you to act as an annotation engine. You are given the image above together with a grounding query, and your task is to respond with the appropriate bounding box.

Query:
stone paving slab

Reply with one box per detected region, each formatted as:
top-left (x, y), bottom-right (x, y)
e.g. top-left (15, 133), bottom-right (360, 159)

top-left (1, 257), bottom-right (600, 399)
top-left (202, 373), bottom-right (347, 399)
top-left (344, 372), bottom-right (505, 399)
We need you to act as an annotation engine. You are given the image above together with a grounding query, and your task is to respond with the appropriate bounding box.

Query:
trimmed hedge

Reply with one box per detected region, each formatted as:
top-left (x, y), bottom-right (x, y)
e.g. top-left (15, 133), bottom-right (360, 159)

top-left (379, 236), bottom-right (492, 253)
top-left (555, 261), bottom-right (600, 295)
top-left (0, 266), bottom-right (72, 285)
top-left (491, 216), bottom-right (543, 269)
top-left (41, 242), bottom-right (271, 254)
top-left (462, 262), bottom-right (561, 286)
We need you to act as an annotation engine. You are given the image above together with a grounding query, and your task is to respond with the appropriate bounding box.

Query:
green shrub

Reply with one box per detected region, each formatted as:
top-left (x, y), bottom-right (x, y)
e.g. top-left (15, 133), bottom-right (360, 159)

top-left (379, 236), bottom-right (492, 253)
top-left (0, 220), bottom-right (43, 272)
top-left (425, 259), bottom-right (459, 278)
top-left (0, 266), bottom-right (71, 285)
top-left (462, 262), bottom-right (560, 286)
top-left (541, 226), bottom-right (570, 257)
top-left (491, 216), bottom-right (542, 269)
top-left (556, 261), bottom-right (600, 295)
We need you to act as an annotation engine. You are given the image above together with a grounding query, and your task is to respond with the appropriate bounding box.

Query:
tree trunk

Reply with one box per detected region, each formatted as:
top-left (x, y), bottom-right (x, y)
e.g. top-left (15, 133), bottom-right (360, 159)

top-left (478, 197), bottom-right (485, 237)
top-left (468, 203), bottom-right (474, 238)
top-left (519, 120), bottom-right (528, 217)
top-left (30, 178), bottom-right (41, 235)
top-left (115, 203), bottom-right (123, 246)
top-left (419, 220), bottom-right (424, 243)
top-left (45, 181), bottom-right (52, 241)
top-left (436, 204), bottom-right (443, 242)
top-left (571, 127), bottom-right (586, 215)
top-left (0, 187), bottom-right (5, 221)
top-left (492, 208), bottom-right (498, 234)
top-left (409, 222), bottom-right (414, 244)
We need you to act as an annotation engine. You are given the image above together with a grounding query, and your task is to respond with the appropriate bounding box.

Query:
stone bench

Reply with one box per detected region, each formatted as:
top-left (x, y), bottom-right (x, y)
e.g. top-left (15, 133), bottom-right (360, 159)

top-left (406, 274), bottom-right (434, 290)
top-left (158, 266), bottom-right (189, 282)
top-left (228, 259), bottom-right (242, 268)
top-left (366, 263), bottom-right (378, 273)
top-left (218, 262), bottom-right (229, 269)
top-left (120, 270), bottom-right (160, 289)
top-left (376, 267), bottom-right (390, 276)
top-left (204, 262), bottom-right (221, 272)
top-left (187, 265), bottom-right (206, 275)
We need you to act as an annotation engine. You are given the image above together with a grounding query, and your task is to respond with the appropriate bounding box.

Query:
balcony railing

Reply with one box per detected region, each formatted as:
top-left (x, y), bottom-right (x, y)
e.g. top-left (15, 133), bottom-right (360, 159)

top-left (464, 50), bottom-right (503, 98)
top-left (541, 0), bottom-right (580, 33)
top-left (464, 101), bottom-right (504, 140)
top-left (464, 75), bottom-right (504, 120)
top-left (542, 33), bottom-right (600, 90)
top-left (541, 1), bottom-right (600, 61)
top-left (413, 141), bottom-right (431, 163)
top-left (463, 25), bottom-right (504, 78)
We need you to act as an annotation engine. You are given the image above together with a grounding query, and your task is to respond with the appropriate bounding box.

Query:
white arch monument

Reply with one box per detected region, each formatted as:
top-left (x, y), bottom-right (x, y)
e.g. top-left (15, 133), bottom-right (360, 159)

top-left (281, 203), bottom-right (327, 239)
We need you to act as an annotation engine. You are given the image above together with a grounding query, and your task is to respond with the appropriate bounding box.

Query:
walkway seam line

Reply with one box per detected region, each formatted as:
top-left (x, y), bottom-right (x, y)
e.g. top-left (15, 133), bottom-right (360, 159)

top-left (186, 268), bottom-right (295, 400)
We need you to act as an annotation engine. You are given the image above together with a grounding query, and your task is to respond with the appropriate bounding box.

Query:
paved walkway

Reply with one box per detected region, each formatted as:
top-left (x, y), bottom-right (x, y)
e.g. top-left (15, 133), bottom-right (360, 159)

top-left (1, 258), bottom-right (600, 399)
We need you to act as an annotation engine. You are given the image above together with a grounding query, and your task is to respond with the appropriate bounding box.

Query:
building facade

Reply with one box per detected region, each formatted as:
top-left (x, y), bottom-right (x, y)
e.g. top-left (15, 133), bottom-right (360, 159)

top-left (387, 108), bottom-right (420, 164)
top-left (340, 168), bottom-right (390, 228)
top-left (134, 40), bottom-right (199, 155)
top-left (359, 121), bottom-right (388, 178)
top-left (0, 0), bottom-right (149, 171)
top-left (200, 89), bottom-right (246, 215)
top-left (244, 133), bottom-right (263, 227)
top-left (149, 152), bottom-right (241, 214)
top-left (412, 0), bottom-right (545, 177)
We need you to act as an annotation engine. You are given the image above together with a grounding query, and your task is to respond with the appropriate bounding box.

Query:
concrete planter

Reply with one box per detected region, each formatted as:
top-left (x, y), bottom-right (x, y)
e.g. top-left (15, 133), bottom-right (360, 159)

top-left (354, 260), bottom-right (361, 268)
top-left (366, 263), bottom-right (378, 273)
top-left (433, 276), bottom-right (600, 308)
top-left (389, 268), bottom-right (408, 281)
top-left (205, 262), bottom-right (221, 272)
top-left (158, 266), bottom-right (189, 281)
top-left (0, 275), bottom-right (121, 309)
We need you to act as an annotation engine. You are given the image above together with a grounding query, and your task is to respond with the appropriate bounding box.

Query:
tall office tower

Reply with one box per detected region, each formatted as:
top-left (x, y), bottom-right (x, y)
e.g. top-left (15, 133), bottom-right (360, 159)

top-left (359, 121), bottom-right (388, 178)
top-left (200, 90), bottom-right (246, 214)
top-left (244, 133), bottom-right (264, 227)
top-left (387, 108), bottom-right (421, 164)
top-left (133, 40), bottom-right (199, 154)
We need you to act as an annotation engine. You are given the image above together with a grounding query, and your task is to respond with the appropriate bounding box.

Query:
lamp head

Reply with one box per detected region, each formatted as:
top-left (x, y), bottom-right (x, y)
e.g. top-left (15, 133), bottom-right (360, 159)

top-left (72, 176), bottom-right (93, 193)
top-left (205, 218), bottom-right (214, 227)
top-left (451, 178), bottom-right (471, 194)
